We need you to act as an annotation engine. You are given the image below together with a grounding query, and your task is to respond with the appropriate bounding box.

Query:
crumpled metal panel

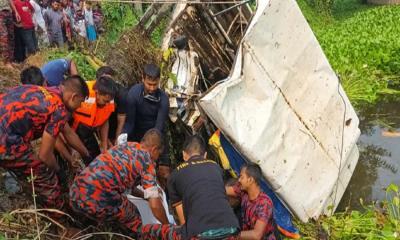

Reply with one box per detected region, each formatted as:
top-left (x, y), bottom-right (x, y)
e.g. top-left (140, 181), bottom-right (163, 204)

top-left (199, 0), bottom-right (360, 222)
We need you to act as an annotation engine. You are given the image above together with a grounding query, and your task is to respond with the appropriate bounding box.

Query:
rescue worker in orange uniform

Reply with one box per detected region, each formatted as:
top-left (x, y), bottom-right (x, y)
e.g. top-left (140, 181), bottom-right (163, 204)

top-left (0, 76), bottom-right (89, 209)
top-left (72, 76), bottom-right (117, 164)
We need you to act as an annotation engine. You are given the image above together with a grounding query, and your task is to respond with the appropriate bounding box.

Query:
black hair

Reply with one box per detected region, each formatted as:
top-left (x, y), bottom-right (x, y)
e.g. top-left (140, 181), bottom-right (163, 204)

top-left (62, 75), bottom-right (89, 98)
top-left (20, 66), bottom-right (45, 86)
top-left (143, 64), bottom-right (161, 79)
top-left (242, 162), bottom-right (263, 186)
top-left (225, 178), bottom-right (238, 187)
top-left (93, 76), bottom-right (117, 98)
top-left (141, 128), bottom-right (164, 151)
top-left (96, 66), bottom-right (116, 79)
top-left (173, 35), bottom-right (188, 50)
top-left (183, 135), bottom-right (206, 156)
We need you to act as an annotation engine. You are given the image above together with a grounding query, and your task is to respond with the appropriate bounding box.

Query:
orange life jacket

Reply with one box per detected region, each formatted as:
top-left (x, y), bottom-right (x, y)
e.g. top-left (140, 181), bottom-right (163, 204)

top-left (72, 80), bottom-right (115, 130)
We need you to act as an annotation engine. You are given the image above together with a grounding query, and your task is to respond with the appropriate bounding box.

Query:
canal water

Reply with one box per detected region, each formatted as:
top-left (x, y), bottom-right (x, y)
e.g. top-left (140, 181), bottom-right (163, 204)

top-left (338, 100), bottom-right (400, 210)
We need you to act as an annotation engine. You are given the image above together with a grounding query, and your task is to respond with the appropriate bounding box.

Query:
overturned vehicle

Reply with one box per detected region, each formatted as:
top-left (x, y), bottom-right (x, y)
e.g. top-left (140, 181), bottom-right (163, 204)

top-left (140, 0), bottom-right (360, 237)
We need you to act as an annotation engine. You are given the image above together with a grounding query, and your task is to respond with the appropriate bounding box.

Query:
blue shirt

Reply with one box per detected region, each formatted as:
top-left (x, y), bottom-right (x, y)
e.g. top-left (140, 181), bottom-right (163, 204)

top-left (41, 58), bottom-right (71, 87)
top-left (122, 83), bottom-right (169, 141)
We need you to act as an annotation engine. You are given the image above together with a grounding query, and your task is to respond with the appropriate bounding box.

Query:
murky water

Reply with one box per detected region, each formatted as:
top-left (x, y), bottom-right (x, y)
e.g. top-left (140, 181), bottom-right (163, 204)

top-left (338, 100), bottom-right (400, 210)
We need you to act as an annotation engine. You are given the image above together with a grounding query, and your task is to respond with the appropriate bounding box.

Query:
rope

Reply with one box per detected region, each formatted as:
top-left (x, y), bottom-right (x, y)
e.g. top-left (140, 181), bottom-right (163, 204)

top-left (331, 74), bottom-right (348, 215)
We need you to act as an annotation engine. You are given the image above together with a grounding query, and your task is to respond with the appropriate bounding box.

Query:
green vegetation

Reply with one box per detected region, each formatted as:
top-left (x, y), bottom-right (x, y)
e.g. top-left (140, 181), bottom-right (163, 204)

top-left (292, 184), bottom-right (400, 239)
top-left (46, 48), bottom-right (97, 80)
top-left (288, 2), bottom-right (400, 238)
top-left (299, 0), bottom-right (400, 106)
top-left (151, 18), bottom-right (169, 47)
top-left (305, 0), bottom-right (336, 16)
top-left (102, 3), bottom-right (168, 47)
top-left (102, 3), bottom-right (140, 43)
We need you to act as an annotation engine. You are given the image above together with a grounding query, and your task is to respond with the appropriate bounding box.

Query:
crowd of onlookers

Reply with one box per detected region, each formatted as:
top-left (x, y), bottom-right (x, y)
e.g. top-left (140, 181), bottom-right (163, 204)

top-left (0, 0), bottom-right (103, 65)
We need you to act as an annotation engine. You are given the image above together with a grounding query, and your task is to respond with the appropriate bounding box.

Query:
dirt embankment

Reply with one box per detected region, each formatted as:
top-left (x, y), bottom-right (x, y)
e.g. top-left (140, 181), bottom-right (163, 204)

top-left (0, 51), bottom-right (48, 94)
top-left (105, 29), bottom-right (160, 87)
top-left (0, 65), bottom-right (20, 94)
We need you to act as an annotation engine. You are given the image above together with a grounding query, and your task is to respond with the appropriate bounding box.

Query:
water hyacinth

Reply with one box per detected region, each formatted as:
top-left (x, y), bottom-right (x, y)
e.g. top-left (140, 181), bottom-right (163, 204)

top-left (299, 0), bottom-right (400, 108)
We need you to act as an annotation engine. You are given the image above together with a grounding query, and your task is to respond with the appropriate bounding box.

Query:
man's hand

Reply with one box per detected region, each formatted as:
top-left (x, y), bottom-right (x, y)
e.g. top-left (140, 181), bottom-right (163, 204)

top-left (62, 123), bottom-right (91, 159)
top-left (70, 150), bottom-right (85, 173)
top-left (115, 114), bottom-right (126, 145)
top-left (99, 121), bottom-right (110, 153)
top-left (15, 12), bottom-right (21, 22)
top-left (174, 202), bottom-right (185, 226)
top-left (100, 141), bottom-right (108, 153)
top-left (43, 155), bottom-right (60, 172)
top-left (131, 186), bottom-right (145, 199)
top-left (157, 165), bottom-right (171, 190)
top-left (107, 139), bottom-right (114, 148)
top-left (69, 60), bottom-right (78, 75)
top-left (239, 220), bottom-right (268, 240)
top-left (39, 131), bottom-right (59, 171)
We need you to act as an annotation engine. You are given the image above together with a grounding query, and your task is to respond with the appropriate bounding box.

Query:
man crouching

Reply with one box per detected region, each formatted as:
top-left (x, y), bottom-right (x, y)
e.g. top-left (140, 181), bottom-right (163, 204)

top-left (141, 135), bottom-right (240, 240)
top-left (69, 129), bottom-right (169, 235)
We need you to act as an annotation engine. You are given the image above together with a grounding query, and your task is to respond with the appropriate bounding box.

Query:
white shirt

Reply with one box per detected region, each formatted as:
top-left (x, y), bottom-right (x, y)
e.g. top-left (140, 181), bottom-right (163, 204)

top-left (29, 0), bottom-right (46, 32)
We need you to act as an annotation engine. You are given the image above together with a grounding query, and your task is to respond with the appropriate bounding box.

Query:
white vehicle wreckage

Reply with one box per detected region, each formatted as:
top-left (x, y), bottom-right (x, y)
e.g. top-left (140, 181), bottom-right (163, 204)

top-left (142, 0), bottom-right (360, 223)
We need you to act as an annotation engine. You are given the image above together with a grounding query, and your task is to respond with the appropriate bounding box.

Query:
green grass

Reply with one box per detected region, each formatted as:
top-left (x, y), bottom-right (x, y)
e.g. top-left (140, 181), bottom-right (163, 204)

top-left (299, 0), bottom-right (400, 107)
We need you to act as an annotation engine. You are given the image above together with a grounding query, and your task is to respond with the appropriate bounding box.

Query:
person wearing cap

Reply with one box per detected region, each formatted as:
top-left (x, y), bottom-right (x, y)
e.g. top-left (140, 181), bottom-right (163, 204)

top-left (118, 63), bottom-right (170, 185)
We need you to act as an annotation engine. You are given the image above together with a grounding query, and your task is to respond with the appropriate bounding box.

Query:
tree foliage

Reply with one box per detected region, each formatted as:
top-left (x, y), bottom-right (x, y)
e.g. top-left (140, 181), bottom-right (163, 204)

top-left (102, 3), bottom-right (139, 43)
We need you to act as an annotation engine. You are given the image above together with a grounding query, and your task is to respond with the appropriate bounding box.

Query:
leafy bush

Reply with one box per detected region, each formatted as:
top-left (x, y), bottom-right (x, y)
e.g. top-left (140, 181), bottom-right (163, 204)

top-left (386, 183), bottom-right (400, 235)
top-left (102, 3), bottom-right (139, 43)
top-left (318, 6), bottom-right (400, 104)
top-left (46, 49), bottom-right (97, 80)
top-left (151, 17), bottom-right (168, 47)
top-left (294, 184), bottom-right (400, 239)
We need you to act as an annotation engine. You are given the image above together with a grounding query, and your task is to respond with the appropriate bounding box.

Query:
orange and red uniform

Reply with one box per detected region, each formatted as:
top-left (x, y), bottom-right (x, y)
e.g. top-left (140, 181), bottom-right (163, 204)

top-left (71, 80), bottom-right (114, 164)
top-left (72, 80), bottom-right (114, 130)
top-left (0, 85), bottom-right (69, 209)
top-left (69, 142), bottom-right (159, 234)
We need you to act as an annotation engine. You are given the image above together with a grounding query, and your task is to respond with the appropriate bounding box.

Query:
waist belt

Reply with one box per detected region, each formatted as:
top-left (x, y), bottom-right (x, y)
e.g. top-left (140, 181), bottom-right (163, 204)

top-left (197, 227), bottom-right (239, 240)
